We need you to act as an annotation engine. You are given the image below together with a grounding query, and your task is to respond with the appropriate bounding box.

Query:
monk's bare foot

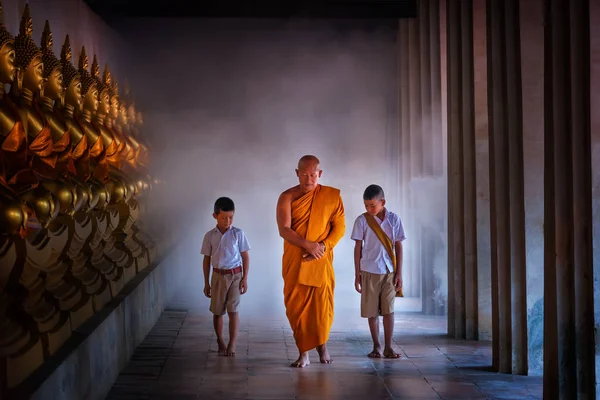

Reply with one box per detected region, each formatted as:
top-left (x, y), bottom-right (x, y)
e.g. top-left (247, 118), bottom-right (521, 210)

top-left (383, 347), bottom-right (401, 359)
top-left (217, 339), bottom-right (226, 355)
top-left (225, 343), bottom-right (236, 357)
top-left (291, 352), bottom-right (310, 368)
top-left (317, 344), bottom-right (333, 364)
top-left (368, 345), bottom-right (382, 358)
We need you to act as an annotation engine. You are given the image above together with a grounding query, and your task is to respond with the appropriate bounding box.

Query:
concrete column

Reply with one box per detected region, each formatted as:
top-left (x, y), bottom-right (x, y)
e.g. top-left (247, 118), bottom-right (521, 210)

top-left (446, 0), bottom-right (464, 337)
top-left (407, 15), bottom-right (422, 298)
top-left (419, 0), bottom-right (435, 315)
top-left (504, 0), bottom-right (528, 375)
top-left (430, 0), bottom-right (445, 317)
top-left (459, 0), bottom-right (478, 341)
top-left (549, 0), bottom-right (576, 396)
top-left (486, 0), bottom-right (515, 374)
top-left (569, 1), bottom-right (595, 397)
top-left (399, 21), bottom-right (410, 219)
top-left (542, 0), bottom-right (558, 391)
top-left (429, 0), bottom-right (443, 179)
top-left (544, 0), bottom-right (595, 397)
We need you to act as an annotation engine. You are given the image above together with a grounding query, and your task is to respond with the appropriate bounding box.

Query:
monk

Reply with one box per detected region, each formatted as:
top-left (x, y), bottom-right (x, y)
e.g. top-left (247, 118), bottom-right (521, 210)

top-left (276, 155), bottom-right (346, 368)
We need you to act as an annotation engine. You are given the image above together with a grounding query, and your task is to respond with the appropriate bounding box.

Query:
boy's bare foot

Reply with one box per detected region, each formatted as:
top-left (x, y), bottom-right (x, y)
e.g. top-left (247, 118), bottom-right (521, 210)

top-left (383, 348), bottom-right (401, 359)
top-left (368, 345), bottom-right (382, 358)
top-left (217, 339), bottom-right (227, 355)
top-left (316, 344), bottom-right (333, 364)
top-left (290, 352), bottom-right (310, 368)
top-left (225, 343), bottom-right (236, 357)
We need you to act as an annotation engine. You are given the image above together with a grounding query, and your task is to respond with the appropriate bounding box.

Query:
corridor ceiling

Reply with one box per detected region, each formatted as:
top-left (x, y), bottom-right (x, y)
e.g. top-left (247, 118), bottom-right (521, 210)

top-left (83, 0), bottom-right (418, 19)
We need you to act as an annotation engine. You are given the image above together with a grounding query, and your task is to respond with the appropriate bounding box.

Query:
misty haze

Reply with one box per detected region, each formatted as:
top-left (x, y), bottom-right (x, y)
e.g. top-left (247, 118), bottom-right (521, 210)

top-left (124, 19), bottom-right (424, 314)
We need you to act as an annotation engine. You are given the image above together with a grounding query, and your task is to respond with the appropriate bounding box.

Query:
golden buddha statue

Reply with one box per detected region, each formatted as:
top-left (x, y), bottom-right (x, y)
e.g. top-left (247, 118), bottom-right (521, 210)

top-left (87, 54), bottom-right (137, 291)
top-left (38, 20), bottom-right (79, 214)
top-left (57, 35), bottom-right (110, 312)
top-left (10, 5), bottom-right (56, 188)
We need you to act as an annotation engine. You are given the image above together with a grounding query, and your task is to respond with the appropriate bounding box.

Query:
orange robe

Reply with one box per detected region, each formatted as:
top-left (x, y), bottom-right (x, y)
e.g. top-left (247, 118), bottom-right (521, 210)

top-left (282, 184), bottom-right (345, 352)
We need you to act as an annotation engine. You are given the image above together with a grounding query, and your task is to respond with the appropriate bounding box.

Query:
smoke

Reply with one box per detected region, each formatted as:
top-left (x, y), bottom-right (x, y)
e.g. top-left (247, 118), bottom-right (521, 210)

top-left (119, 18), bottom-right (438, 316)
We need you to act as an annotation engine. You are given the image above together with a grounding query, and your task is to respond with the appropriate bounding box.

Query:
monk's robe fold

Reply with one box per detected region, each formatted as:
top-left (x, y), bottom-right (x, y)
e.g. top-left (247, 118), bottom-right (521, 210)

top-left (282, 184), bottom-right (345, 353)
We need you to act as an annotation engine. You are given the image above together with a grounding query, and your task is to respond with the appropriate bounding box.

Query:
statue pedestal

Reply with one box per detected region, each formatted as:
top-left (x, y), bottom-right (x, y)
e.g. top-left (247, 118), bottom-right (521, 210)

top-left (46, 313), bottom-right (72, 355)
top-left (69, 297), bottom-right (94, 330)
top-left (6, 337), bottom-right (44, 389)
top-left (122, 265), bottom-right (136, 285)
top-left (92, 281), bottom-right (112, 312)
top-left (136, 252), bottom-right (149, 271)
top-left (109, 274), bottom-right (125, 297)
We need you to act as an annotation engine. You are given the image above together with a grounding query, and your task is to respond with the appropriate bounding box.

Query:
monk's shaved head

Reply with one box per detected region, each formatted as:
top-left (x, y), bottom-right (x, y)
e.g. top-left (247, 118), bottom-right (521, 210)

top-left (298, 155), bottom-right (320, 169)
top-left (295, 155), bottom-right (322, 192)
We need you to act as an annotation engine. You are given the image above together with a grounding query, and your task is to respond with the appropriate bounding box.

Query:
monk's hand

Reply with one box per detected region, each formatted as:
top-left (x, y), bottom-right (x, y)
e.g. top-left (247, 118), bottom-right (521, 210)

top-left (203, 284), bottom-right (211, 298)
top-left (394, 273), bottom-right (402, 291)
top-left (354, 275), bottom-right (362, 293)
top-left (240, 278), bottom-right (248, 294)
top-left (305, 241), bottom-right (325, 259)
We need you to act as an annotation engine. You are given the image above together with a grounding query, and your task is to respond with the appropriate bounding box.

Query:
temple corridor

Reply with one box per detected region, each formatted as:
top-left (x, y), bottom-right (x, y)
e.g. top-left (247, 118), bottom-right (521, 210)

top-left (106, 295), bottom-right (542, 400)
top-left (1, 0), bottom-right (600, 399)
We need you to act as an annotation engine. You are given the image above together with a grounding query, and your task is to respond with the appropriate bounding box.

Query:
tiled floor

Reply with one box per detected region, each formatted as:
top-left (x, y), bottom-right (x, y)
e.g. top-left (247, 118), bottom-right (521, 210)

top-left (106, 296), bottom-right (542, 400)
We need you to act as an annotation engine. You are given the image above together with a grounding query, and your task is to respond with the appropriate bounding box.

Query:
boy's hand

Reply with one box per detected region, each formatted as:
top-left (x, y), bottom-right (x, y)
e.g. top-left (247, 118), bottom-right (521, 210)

top-left (240, 278), bottom-right (248, 295)
top-left (394, 273), bottom-right (403, 291)
top-left (354, 275), bottom-right (362, 293)
top-left (203, 284), bottom-right (211, 298)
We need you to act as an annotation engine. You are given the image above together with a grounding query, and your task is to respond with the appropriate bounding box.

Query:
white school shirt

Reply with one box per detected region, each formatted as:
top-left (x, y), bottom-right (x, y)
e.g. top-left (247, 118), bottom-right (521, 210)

top-left (200, 226), bottom-right (250, 269)
top-left (350, 209), bottom-right (406, 275)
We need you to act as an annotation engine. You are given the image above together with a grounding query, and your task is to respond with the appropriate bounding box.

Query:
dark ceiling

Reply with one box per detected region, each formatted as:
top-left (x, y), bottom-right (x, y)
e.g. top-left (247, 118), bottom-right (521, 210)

top-left (83, 0), bottom-right (417, 19)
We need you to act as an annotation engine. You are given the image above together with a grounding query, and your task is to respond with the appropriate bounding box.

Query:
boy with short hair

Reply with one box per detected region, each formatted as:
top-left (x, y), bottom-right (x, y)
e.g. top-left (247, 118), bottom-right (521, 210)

top-left (351, 184), bottom-right (405, 359)
top-left (201, 197), bottom-right (250, 356)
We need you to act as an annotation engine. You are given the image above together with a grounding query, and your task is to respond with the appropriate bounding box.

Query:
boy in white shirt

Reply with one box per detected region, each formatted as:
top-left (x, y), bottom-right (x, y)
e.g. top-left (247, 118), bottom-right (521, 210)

top-left (201, 197), bottom-right (250, 357)
top-left (351, 184), bottom-right (405, 359)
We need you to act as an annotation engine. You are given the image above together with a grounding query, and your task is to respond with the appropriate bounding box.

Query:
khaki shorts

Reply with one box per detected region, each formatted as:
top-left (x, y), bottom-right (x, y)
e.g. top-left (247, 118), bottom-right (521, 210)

top-left (360, 271), bottom-right (396, 318)
top-left (209, 270), bottom-right (242, 315)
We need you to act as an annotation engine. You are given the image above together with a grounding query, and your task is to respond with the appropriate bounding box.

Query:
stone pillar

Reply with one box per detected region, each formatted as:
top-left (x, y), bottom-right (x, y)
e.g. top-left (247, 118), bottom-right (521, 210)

top-left (429, 0), bottom-right (446, 317)
top-left (399, 20), bottom-right (411, 222)
top-left (504, 0), bottom-right (528, 375)
top-left (544, 0), bottom-right (595, 397)
top-left (486, 0), bottom-right (527, 374)
top-left (430, 0), bottom-right (443, 179)
top-left (446, 0), bottom-right (465, 337)
top-left (460, 0), bottom-right (478, 341)
top-left (419, 0), bottom-right (435, 315)
top-left (569, 1), bottom-right (595, 397)
top-left (407, 15), bottom-right (422, 298)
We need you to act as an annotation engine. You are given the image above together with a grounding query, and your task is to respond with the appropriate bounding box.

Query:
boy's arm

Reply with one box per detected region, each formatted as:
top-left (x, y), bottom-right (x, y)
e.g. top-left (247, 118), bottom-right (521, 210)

top-left (203, 255), bottom-right (211, 297)
top-left (354, 240), bottom-right (363, 293)
top-left (394, 241), bottom-right (403, 289)
top-left (240, 250), bottom-right (249, 294)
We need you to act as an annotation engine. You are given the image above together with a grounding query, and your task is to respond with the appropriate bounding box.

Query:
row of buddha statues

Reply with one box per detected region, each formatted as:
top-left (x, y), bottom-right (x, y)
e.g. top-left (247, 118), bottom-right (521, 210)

top-left (0, 4), bottom-right (158, 391)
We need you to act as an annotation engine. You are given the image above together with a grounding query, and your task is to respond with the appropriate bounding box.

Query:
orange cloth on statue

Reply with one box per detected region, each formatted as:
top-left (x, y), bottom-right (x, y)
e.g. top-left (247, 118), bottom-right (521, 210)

top-left (282, 184), bottom-right (345, 353)
top-left (53, 130), bottom-right (72, 176)
top-left (29, 127), bottom-right (58, 179)
top-left (104, 138), bottom-right (120, 168)
top-left (89, 135), bottom-right (104, 159)
top-left (71, 135), bottom-right (90, 181)
top-left (1, 121), bottom-right (27, 183)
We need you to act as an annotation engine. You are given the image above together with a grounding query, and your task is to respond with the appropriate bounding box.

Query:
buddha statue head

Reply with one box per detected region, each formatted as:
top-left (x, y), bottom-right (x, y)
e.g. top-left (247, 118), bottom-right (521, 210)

top-left (60, 35), bottom-right (81, 111)
top-left (0, 2), bottom-right (16, 85)
top-left (77, 46), bottom-right (98, 114)
top-left (13, 4), bottom-right (43, 95)
top-left (91, 55), bottom-right (110, 118)
top-left (117, 99), bottom-right (128, 127)
top-left (103, 64), bottom-right (119, 121)
top-left (40, 20), bottom-right (64, 104)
